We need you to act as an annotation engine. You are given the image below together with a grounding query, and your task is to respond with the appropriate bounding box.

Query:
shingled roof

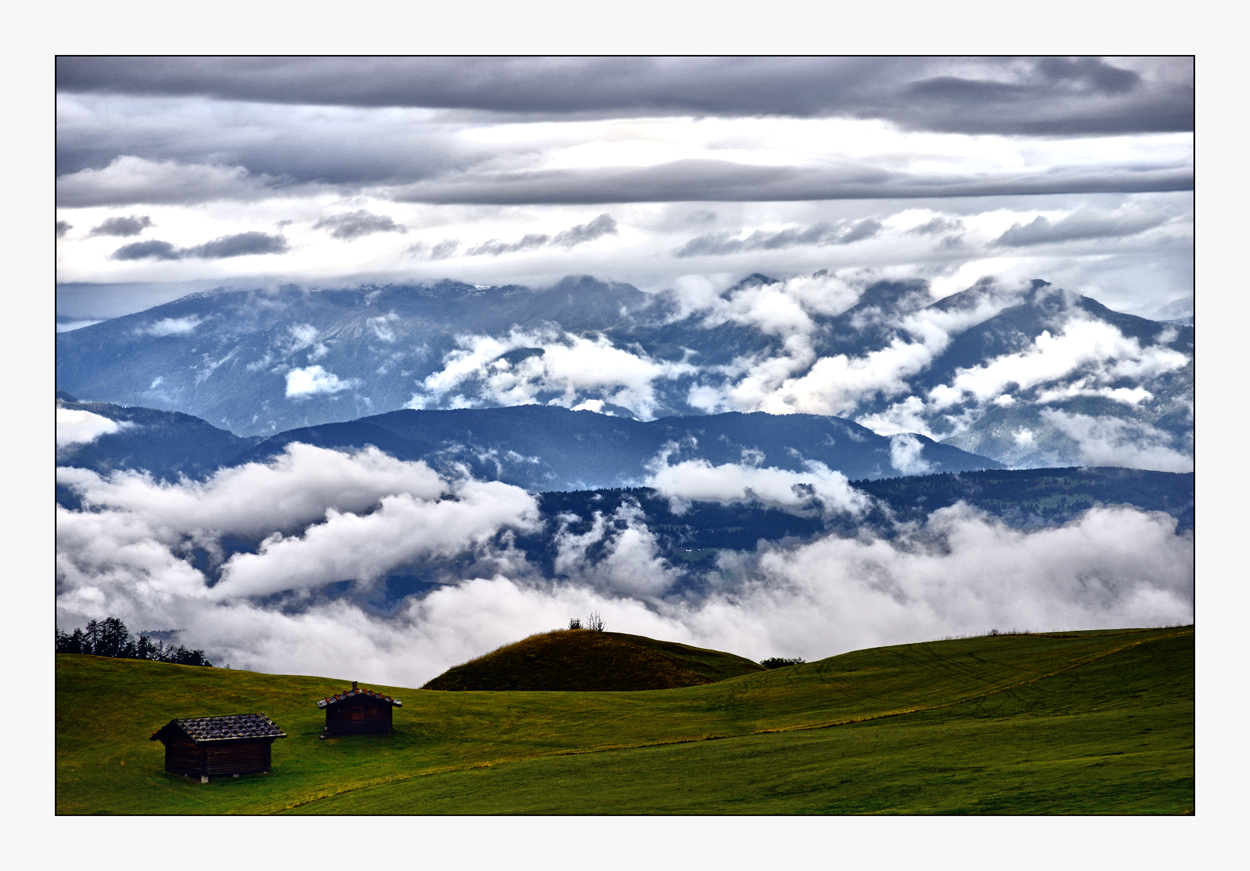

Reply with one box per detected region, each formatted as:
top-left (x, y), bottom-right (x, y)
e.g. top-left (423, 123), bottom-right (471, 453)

top-left (316, 683), bottom-right (403, 709)
top-left (150, 713), bottom-right (287, 743)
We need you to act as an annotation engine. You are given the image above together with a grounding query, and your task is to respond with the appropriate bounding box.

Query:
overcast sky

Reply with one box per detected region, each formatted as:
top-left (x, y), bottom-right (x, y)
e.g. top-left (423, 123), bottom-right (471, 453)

top-left (55, 56), bottom-right (1193, 321)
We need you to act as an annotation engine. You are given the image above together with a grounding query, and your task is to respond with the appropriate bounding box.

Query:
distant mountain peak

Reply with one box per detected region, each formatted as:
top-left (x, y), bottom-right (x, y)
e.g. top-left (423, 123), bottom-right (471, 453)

top-left (726, 273), bottom-right (781, 292)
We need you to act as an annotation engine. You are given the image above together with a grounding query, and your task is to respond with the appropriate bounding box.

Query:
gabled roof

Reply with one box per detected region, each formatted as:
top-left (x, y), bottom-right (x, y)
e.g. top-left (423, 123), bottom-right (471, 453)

top-left (316, 685), bottom-right (403, 709)
top-left (150, 713), bottom-right (287, 743)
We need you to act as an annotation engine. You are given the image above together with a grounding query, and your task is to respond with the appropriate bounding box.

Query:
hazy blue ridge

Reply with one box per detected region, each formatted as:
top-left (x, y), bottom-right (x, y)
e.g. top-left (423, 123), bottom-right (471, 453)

top-left (234, 406), bottom-right (1003, 492)
top-left (56, 397), bottom-right (263, 482)
top-left (55, 274), bottom-right (1193, 470)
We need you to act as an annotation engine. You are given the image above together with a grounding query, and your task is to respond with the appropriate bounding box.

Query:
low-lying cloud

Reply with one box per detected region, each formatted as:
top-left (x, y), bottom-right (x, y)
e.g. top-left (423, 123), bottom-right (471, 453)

top-left (645, 451), bottom-right (868, 517)
top-left (56, 407), bottom-right (126, 448)
top-left (410, 326), bottom-right (695, 419)
top-left (140, 316), bottom-right (202, 337)
top-left (1041, 409), bottom-right (1193, 473)
top-left (56, 442), bottom-right (1194, 686)
top-left (286, 365), bottom-right (358, 397)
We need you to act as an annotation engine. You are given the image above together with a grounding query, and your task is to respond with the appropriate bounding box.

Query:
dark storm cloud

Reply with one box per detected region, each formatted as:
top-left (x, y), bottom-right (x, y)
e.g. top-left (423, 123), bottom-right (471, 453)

top-left (57, 220), bottom-right (72, 237)
top-left (675, 218), bottom-right (881, 257)
top-left (466, 214), bottom-right (618, 257)
top-left (994, 209), bottom-right (1170, 246)
top-left (88, 215), bottom-right (154, 237)
top-left (313, 210), bottom-right (407, 240)
top-left (56, 56), bottom-right (1192, 136)
top-left (111, 232), bottom-right (288, 261)
top-left (394, 160), bottom-right (1193, 205)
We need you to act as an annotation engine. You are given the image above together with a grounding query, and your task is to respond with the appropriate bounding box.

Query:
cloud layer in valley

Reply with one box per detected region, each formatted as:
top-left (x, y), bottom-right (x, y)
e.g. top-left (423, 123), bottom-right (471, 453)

top-left (56, 443), bottom-right (1192, 686)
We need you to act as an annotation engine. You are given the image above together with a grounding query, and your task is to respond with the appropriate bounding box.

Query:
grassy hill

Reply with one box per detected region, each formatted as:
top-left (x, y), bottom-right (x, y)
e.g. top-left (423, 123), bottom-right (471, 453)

top-left (55, 625), bottom-right (1193, 814)
top-left (422, 629), bottom-right (766, 691)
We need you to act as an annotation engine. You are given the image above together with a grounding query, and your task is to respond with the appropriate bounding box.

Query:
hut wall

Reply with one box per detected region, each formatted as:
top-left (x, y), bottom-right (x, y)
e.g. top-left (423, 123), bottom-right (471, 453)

top-left (162, 734), bottom-right (203, 777)
top-left (203, 739), bottom-right (273, 776)
top-left (324, 697), bottom-right (394, 735)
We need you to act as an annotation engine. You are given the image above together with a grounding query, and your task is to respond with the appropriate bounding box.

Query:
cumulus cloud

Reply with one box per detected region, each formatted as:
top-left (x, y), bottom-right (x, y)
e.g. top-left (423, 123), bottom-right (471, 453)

top-left (56, 407), bottom-right (126, 448)
top-left (552, 500), bottom-right (678, 599)
top-left (412, 327), bottom-right (696, 419)
top-left (88, 214), bottom-right (154, 237)
top-left (1040, 409), bottom-right (1193, 472)
top-left (645, 451), bottom-right (868, 517)
top-left (314, 210), bottom-right (407, 240)
top-left (55, 445), bottom-right (545, 682)
top-left (675, 272), bottom-right (886, 415)
top-left (741, 316), bottom-right (951, 418)
top-left (691, 504), bottom-right (1193, 659)
top-left (58, 444), bottom-right (456, 539)
top-left (889, 434), bottom-right (933, 475)
top-left (926, 316), bottom-right (1188, 411)
top-left (140, 316), bottom-right (201, 337)
top-left (56, 450), bottom-right (1194, 685)
top-left (215, 479), bottom-right (540, 598)
top-left (286, 365), bottom-right (358, 398)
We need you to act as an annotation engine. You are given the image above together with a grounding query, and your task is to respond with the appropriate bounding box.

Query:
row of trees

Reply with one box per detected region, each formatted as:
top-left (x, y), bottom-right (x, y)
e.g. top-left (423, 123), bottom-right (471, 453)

top-left (56, 617), bottom-right (215, 667)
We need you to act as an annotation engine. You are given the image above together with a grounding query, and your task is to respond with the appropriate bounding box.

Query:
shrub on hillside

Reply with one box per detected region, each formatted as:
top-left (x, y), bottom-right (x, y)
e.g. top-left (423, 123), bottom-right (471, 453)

top-left (760, 656), bottom-right (805, 669)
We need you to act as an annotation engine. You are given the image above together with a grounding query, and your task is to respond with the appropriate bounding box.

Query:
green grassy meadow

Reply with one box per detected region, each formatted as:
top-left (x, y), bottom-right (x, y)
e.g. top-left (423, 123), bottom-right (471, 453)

top-left (55, 625), bottom-right (1193, 815)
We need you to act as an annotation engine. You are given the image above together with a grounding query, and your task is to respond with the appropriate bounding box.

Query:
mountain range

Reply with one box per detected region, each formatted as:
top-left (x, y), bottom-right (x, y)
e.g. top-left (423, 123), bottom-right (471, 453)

top-left (56, 273), bottom-right (1193, 471)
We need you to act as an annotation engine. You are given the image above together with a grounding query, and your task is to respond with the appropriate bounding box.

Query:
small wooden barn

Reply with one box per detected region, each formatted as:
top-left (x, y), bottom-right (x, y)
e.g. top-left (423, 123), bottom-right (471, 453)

top-left (317, 681), bottom-right (403, 737)
top-left (150, 713), bottom-right (286, 782)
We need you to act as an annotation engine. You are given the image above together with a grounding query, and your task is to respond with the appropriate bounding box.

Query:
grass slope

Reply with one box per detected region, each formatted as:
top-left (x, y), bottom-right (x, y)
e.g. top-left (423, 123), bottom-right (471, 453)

top-left (422, 629), bottom-right (766, 691)
top-left (56, 626), bottom-right (1193, 815)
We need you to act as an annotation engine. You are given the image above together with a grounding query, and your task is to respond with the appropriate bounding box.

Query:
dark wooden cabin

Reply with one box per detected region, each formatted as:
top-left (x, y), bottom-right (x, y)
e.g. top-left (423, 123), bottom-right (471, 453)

top-left (317, 681), bottom-right (403, 737)
top-left (150, 713), bottom-right (286, 782)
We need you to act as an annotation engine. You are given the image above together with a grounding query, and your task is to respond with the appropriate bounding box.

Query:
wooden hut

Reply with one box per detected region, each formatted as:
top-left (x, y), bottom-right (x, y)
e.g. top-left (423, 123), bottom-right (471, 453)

top-left (317, 681), bottom-right (403, 737)
top-left (150, 713), bottom-right (286, 782)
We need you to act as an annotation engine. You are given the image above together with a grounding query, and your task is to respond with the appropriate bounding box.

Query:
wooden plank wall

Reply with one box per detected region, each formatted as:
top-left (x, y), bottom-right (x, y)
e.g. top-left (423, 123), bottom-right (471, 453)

top-left (325, 698), bottom-right (394, 734)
